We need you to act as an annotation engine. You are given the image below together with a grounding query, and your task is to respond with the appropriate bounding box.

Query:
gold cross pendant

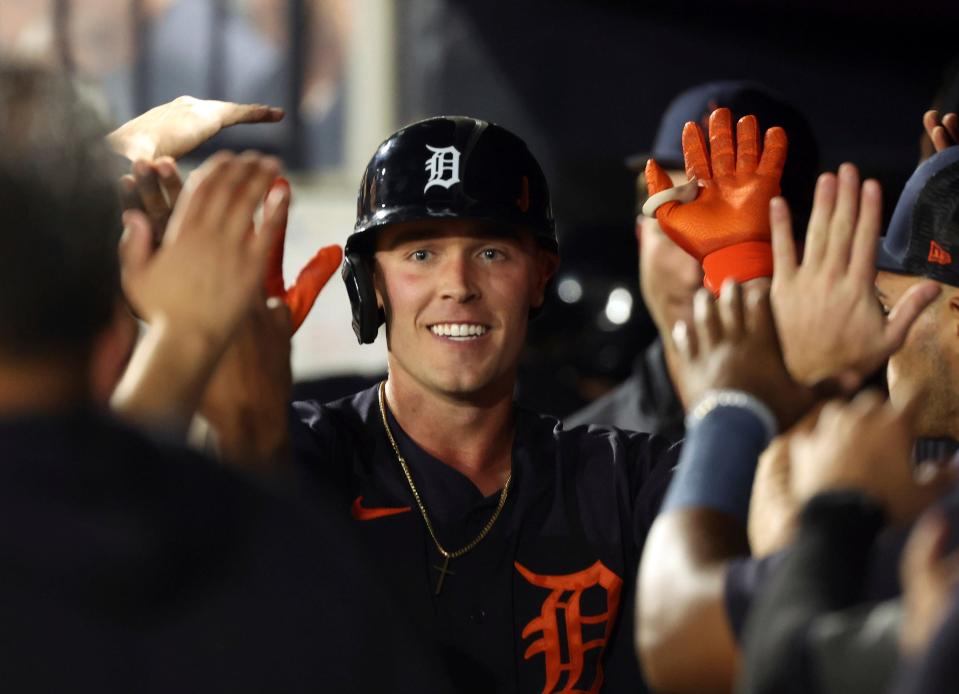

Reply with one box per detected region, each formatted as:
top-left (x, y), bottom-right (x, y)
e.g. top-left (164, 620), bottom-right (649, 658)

top-left (433, 555), bottom-right (455, 595)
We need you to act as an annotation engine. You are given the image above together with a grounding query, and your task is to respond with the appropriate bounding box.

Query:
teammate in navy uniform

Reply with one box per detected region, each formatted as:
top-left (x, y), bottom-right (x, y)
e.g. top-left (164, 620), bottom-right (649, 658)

top-left (0, 65), bottom-right (448, 693)
top-left (283, 116), bottom-right (682, 693)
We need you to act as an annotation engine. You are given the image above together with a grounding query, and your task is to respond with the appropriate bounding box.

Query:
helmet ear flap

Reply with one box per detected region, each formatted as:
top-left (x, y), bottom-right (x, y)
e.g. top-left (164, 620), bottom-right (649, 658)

top-left (341, 252), bottom-right (382, 344)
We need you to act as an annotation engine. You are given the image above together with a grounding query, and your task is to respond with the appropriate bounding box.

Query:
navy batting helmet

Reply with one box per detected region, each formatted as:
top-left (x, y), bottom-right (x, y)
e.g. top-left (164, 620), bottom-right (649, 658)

top-left (342, 116), bottom-right (557, 343)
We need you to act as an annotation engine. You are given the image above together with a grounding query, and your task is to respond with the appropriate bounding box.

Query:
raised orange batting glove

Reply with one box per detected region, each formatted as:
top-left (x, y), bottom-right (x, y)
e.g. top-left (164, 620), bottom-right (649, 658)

top-left (263, 177), bottom-right (343, 334)
top-left (644, 108), bottom-right (788, 294)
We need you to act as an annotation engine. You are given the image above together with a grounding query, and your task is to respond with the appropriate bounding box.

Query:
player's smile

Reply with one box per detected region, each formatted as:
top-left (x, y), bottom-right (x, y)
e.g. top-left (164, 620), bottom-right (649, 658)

top-left (428, 322), bottom-right (491, 341)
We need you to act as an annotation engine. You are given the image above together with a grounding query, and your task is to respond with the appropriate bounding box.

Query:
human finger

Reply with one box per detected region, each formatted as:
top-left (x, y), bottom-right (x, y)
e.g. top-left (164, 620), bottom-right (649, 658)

top-left (708, 108), bottom-right (735, 177)
top-left (736, 115), bottom-right (759, 174)
top-left (943, 113), bottom-right (959, 145)
top-left (823, 163), bottom-right (860, 271)
top-left (214, 101), bottom-right (285, 128)
top-left (645, 158), bottom-right (674, 196)
top-left (223, 156), bottom-right (282, 243)
top-left (693, 287), bottom-right (722, 348)
top-left (118, 174), bottom-right (142, 212)
top-left (769, 197), bottom-right (797, 281)
top-left (846, 388), bottom-right (885, 419)
top-left (249, 182), bottom-right (290, 278)
top-left (671, 320), bottom-right (697, 362)
top-left (744, 284), bottom-right (776, 340)
top-left (208, 152), bottom-right (278, 238)
top-left (154, 156), bottom-right (183, 208)
top-left (682, 121), bottom-right (712, 181)
top-left (167, 150), bottom-right (235, 239)
top-left (132, 159), bottom-right (167, 222)
top-left (882, 280), bottom-right (942, 357)
top-left (849, 179), bottom-right (883, 280)
top-left (284, 245), bottom-right (343, 333)
top-left (263, 178), bottom-right (290, 298)
top-left (800, 173), bottom-right (837, 267)
top-left (756, 126), bottom-right (787, 179)
top-left (718, 279), bottom-right (745, 338)
top-left (924, 110), bottom-right (940, 142)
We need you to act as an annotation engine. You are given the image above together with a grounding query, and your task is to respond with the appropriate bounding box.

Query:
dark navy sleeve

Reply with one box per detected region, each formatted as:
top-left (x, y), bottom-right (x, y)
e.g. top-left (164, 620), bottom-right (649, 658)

top-left (724, 552), bottom-right (789, 641)
top-left (736, 491), bottom-right (887, 694)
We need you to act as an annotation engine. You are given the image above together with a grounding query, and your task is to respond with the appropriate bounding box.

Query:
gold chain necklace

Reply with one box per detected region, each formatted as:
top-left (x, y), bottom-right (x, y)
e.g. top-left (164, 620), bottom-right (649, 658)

top-left (377, 381), bottom-right (512, 595)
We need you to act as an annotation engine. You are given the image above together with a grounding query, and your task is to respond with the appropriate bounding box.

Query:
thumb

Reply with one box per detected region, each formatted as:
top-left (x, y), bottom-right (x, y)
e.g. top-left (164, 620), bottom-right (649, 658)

top-left (285, 245), bottom-right (343, 334)
top-left (883, 280), bottom-right (941, 357)
top-left (645, 158), bottom-right (674, 197)
top-left (263, 178), bottom-right (291, 298)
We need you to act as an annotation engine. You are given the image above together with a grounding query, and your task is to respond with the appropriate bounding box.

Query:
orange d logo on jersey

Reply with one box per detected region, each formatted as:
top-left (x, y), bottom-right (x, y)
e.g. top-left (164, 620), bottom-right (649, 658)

top-left (515, 560), bottom-right (623, 694)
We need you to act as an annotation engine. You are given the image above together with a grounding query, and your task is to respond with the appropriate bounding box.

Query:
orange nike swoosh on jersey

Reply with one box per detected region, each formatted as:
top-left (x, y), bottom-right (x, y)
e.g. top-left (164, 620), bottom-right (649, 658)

top-left (351, 496), bottom-right (412, 521)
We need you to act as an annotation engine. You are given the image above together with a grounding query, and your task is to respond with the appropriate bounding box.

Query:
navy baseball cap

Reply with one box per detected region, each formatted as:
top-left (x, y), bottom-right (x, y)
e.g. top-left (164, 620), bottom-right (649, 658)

top-left (876, 146), bottom-right (959, 287)
top-left (629, 81), bottom-right (820, 223)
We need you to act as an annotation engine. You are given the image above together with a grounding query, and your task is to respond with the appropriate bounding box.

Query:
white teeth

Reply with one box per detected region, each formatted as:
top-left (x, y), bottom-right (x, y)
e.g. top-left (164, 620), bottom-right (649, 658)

top-left (430, 323), bottom-right (488, 338)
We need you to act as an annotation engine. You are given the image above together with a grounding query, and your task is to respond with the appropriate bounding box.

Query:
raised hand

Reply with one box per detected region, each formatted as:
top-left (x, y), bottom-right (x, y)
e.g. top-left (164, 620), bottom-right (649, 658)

top-left (262, 177), bottom-right (343, 334)
top-left (671, 281), bottom-right (812, 430)
top-left (112, 150), bottom-right (289, 433)
top-left (645, 108), bottom-right (787, 293)
top-left (923, 110), bottom-right (959, 154)
top-left (119, 151), bottom-right (285, 347)
top-left (770, 164), bottom-right (941, 388)
top-left (107, 96), bottom-right (284, 162)
top-left (789, 390), bottom-right (953, 524)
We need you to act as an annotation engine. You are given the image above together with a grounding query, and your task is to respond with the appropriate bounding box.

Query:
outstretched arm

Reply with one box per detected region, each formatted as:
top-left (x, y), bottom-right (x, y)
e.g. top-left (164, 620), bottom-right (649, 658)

top-left (638, 281), bottom-right (811, 694)
top-left (107, 96), bottom-right (284, 162)
top-left (111, 151), bottom-right (285, 435)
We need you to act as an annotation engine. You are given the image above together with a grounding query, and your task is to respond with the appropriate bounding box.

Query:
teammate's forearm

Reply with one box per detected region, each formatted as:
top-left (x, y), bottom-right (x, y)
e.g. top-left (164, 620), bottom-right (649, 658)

top-left (638, 399), bottom-right (773, 693)
top-left (111, 320), bottom-right (222, 438)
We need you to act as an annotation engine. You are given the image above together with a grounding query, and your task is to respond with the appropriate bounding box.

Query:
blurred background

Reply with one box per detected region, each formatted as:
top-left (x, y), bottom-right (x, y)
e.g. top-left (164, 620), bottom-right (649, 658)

top-left (2, 0), bottom-right (958, 415)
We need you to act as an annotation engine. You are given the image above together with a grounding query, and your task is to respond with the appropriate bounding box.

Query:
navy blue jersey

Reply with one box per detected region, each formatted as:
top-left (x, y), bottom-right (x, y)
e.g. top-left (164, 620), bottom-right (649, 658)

top-left (0, 409), bottom-right (448, 693)
top-left (292, 384), bottom-right (676, 693)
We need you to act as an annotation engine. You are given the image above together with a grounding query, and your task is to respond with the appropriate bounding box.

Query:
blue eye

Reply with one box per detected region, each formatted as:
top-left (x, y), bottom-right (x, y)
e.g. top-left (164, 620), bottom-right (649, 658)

top-left (482, 248), bottom-right (501, 260)
top-left (411, 250), bottom-right (429, 262)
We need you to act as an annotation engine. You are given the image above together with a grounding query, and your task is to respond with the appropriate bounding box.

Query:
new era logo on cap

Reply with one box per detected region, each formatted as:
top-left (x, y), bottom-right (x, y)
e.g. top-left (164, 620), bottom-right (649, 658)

top-left (928, 240), bottom-right (953, 265)
top-left (876, 147), bottom-right (959, 287)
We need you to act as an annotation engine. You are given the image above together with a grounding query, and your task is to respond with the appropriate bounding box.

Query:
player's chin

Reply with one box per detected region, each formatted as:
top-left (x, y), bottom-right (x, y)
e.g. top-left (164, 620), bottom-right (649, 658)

top-left (429, 363), bottom-right (503, 398)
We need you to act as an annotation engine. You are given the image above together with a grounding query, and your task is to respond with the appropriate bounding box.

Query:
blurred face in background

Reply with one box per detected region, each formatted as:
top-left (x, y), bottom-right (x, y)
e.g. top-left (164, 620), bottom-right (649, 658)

top-left (637, 168), bottom-right (704, 335)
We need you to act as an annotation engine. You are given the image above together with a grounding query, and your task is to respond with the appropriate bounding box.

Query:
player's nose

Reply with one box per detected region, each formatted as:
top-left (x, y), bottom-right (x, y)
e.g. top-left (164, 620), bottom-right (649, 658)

top-left (438, 254), bottom-right (480, 303)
